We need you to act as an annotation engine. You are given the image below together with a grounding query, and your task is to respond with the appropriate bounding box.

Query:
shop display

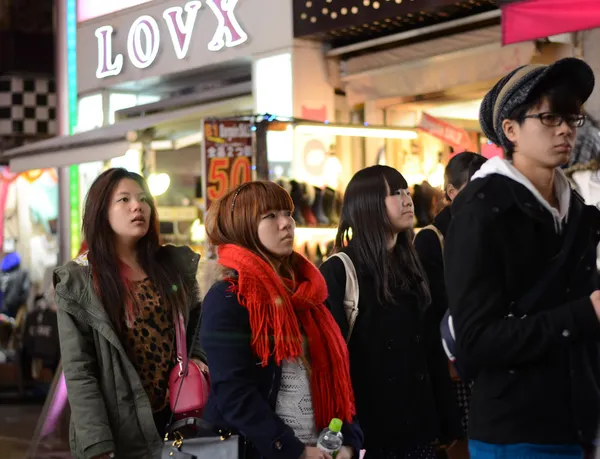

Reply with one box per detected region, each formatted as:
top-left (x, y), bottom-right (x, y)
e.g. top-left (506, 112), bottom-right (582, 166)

top-left (0, 252), bottom-right (30, 319)
top-left (0, 168), bottom-right (59, 292)
top-left (281, 179), bottom-right (342, 229)
top-left (565, 160), bottom-right (600, 271)
top-left (22, 295), bottom-right (60, 379)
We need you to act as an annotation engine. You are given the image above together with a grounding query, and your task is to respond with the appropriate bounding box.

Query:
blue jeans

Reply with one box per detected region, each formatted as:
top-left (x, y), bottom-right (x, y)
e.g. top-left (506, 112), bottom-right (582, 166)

top-left (469, 441), bottom-right (583, 459)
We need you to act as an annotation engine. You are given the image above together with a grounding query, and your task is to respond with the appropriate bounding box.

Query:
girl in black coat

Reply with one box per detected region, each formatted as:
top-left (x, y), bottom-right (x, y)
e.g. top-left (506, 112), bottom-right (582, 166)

top-left (414, 152), bottom-right (487, 459)
top-left (320, 166), bottom-right (462, 459)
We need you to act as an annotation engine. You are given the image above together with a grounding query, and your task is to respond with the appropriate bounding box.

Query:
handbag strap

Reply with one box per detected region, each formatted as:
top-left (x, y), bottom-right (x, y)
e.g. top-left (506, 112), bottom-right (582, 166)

top-left (328, 252), bottom-right (359, 341)
top-left (166, 304), bottom-right (203, 438)
top-left (174, 311), bottom-right (188, 376)
top-left (420, 224), bottom-right (445, 253)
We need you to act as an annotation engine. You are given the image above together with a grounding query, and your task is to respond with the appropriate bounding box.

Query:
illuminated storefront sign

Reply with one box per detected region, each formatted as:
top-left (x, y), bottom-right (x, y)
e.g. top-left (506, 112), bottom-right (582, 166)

top-left (95, 0), bottom-right (248, 79)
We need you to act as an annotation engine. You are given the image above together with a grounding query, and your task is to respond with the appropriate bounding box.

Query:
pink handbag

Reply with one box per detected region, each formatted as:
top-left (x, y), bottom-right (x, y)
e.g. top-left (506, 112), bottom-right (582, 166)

top-left (168, 311), bottom-right (210, 420)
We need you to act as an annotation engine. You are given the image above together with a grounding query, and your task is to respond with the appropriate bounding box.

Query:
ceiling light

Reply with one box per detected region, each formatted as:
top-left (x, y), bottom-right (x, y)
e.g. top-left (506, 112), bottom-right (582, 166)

top-left (295, 124), bottom-right (417, 139)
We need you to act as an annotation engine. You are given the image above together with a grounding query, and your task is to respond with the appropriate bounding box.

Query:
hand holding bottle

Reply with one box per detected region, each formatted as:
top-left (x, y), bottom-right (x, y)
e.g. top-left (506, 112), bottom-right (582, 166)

top-left (591, 290), bottom-right (600, 321)
top-left (336, 446), bottom-right (354, 459)
top-left (303, 446), bottom-right (332, 459)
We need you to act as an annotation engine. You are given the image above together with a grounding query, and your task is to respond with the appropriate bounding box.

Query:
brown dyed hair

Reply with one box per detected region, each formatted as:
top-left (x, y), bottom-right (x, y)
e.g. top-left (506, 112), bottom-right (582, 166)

top-left (82, 168), bottom-right (188, 338)
top-left (205, 180), bottom-right (295, 278)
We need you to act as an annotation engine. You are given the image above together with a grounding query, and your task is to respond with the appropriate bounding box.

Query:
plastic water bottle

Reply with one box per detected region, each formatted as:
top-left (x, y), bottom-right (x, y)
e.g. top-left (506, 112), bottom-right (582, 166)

top-left (317, 418), bottom-right (343, 458)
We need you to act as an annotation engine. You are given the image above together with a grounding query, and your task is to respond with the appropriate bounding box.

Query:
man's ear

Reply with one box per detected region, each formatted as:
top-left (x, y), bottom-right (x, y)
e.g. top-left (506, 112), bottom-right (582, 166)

top-left (502, 119), bottom-right (518, 143)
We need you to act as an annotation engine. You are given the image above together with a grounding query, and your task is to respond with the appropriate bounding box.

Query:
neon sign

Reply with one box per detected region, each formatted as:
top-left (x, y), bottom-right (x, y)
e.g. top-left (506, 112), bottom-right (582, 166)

top-left (95, 0), bottom-right (248, 79)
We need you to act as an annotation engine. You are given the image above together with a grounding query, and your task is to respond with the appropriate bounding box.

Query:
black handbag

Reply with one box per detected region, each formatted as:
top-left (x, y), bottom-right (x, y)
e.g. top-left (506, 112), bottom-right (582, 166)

top-left (162, 418), bottom-right (239, 459)
top-left (162, 308), bottom-right (240, 459)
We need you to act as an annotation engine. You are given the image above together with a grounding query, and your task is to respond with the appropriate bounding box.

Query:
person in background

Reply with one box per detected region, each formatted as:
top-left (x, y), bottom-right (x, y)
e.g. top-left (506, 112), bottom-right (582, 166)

top-left (414, 152), bottom-right (488, 459)
top-left (320, 165), bottom-right (462, 459)
top-left (414, 152), bottom-right (488, 326)
top-left (54, 168), bottom-right (206, 459)
top-left (445, 58), bottom-right (600, 458)
top-left (201, 181), bottom-right (363, 459)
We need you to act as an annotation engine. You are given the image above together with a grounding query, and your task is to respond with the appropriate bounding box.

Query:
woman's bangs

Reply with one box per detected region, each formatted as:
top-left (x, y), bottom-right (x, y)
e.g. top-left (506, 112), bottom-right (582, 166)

top-left (254, 181), bottom-right (295, 216)
top-left (382, 168), bottom-right (408, 192)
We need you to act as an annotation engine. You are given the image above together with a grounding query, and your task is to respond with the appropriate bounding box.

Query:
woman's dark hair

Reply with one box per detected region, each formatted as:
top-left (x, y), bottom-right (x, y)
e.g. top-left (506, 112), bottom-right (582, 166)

top-left (82, 168), bottom-right (188, 338)
top-left (335, 165), bottom-right (430, 305)
top-left (445, 152), bottom-right (488, 191)
top-left (504, 80), bottom-right (584, 159)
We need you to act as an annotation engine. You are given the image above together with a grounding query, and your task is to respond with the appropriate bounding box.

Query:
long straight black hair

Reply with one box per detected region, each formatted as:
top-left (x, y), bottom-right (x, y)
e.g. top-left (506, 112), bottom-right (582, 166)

top-left (335, 165), bottom-right (430, 306)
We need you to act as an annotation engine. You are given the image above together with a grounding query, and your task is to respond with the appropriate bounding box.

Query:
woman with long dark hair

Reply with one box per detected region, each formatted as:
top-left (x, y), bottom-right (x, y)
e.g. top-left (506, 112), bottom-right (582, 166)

top-left (201, 180), bottom-right (363, 459)
top-left (320, 165), bottom-right (462, 459)
top-left (414, 152), bottom-right (487, 459)
top-left (54, 168), bottom-right (205, 459)
top-left (415, 152), bottom-right (488, 325)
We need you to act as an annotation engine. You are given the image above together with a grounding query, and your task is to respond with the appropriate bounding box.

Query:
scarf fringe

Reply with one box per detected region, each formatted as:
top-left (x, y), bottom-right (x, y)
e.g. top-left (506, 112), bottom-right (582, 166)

top-left (219, 245), bottom-right (355, 428)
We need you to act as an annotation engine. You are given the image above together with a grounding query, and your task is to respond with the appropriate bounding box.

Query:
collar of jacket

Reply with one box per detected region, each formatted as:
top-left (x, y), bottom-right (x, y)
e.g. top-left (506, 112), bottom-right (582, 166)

top-left (452, 174), bottom-right (591, 226)
top-left (53, 245), bottom-right (200, 346)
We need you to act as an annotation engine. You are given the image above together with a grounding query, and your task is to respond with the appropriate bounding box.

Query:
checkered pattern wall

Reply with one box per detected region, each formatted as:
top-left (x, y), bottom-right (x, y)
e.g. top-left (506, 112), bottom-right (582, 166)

top-left (0, 76), bottom-right (57, 138)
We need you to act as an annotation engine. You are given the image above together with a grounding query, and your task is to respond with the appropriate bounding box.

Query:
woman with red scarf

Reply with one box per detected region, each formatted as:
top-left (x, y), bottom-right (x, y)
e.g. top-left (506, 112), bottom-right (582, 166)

top-left (201, 181), bottom-right (363, 459)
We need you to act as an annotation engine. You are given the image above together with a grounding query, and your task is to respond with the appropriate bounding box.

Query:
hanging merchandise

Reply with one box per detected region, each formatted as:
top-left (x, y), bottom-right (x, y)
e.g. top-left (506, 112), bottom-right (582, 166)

top-left (21, 169), bottom-right (45, 183)
top-left (28, 171), bottom-right (59, 234)
top-left (0, 168), bottom-right (19, 184)
top-left (22, 295), bottom-right (60, 377)
top-left (0, 252), bottom-right (30, 318)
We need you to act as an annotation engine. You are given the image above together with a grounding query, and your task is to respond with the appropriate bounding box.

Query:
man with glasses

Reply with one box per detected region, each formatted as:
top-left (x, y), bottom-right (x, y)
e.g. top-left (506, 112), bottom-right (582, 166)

top-left (444, 58), bottom-right (600, 458)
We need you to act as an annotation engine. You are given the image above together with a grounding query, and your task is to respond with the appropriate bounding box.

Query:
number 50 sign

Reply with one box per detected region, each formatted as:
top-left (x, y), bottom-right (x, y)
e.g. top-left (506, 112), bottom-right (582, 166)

top-left (203, 119), bottom-right (254, 210)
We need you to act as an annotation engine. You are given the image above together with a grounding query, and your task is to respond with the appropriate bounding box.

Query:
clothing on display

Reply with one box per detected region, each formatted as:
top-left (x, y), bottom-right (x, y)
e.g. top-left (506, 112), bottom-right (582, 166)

top-left (3, 177), bottom-right (18, 246)
top-left (0, 252), bottom-right (30, 318)
top-left (29, 234), bottom-right (58, 286)
top-left (568, 111), bottom-right (600, 168)
top-left (28, 172), bottom-right (59, 234)
top-left (566, 162), bottom-right (600, 270)
top-left (301, 241), bottom-right (334, 267)
top-left (22, 295), bottom-right (60, 376)
top-left (281, 179), bottom-right (342, 228)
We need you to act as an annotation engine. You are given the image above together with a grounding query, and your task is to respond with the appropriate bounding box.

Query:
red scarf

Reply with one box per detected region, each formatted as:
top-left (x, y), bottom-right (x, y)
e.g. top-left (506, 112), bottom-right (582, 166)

top-left (218, 244), bottom-right (356, 428)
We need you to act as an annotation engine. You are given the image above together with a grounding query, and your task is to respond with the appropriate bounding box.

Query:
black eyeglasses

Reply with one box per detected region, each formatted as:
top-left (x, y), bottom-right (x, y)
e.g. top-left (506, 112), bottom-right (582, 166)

top-left (522, 112), bottom-right (586, 128)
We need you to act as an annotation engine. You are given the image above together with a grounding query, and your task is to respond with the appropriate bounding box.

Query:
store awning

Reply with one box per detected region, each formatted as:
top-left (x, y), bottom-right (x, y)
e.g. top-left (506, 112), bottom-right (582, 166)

top-left (3, 95), bottom-right (253, 172)
top-left (341, 26), bottom-right (536, 105)
top-left (500, 0), bottom-right (600, 45)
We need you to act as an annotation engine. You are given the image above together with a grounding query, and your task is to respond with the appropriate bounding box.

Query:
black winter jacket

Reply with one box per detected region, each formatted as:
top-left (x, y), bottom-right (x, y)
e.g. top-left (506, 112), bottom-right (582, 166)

top-left (445, 174), bottom-right (600, 446)
top-left (414, 206), bottom-right (453, 327)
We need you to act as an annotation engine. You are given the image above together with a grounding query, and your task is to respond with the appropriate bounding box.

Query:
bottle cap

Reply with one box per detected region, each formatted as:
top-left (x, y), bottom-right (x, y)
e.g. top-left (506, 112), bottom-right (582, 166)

top-left (329, 418), bottom-right (343, 433)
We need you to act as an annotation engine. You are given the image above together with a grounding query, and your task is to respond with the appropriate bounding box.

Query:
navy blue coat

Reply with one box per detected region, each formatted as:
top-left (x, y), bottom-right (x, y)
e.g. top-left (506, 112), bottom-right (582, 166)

top-left (201, 280), bottom-right (364, 459)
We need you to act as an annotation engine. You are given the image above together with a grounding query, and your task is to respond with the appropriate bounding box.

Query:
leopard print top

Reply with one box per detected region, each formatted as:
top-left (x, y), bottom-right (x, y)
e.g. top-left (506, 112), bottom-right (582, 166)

top-left (124, 278), bottom-right (175, 413)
